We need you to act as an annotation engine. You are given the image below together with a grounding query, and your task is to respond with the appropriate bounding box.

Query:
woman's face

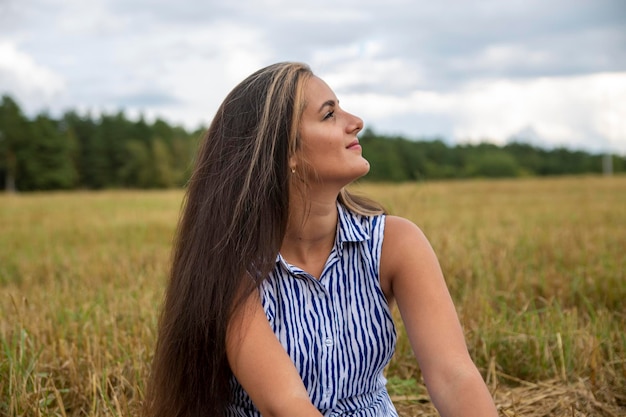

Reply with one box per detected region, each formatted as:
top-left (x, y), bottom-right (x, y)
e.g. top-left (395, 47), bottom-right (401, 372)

top-left (293, 76), bottom-right (369, 188)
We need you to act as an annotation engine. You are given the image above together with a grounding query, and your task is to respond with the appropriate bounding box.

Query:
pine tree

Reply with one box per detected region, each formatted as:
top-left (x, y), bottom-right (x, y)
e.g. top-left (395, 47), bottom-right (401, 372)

top-left (0, 96), bottom-right (30, 192)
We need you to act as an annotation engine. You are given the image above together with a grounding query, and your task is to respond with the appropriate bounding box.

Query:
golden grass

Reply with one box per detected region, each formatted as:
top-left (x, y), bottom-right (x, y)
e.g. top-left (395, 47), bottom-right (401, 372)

top-left (1, 177), bottom-right (625, 416)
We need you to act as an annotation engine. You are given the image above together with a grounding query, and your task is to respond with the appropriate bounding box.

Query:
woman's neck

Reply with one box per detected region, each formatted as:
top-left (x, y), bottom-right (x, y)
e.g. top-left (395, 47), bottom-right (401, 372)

top-left (281, 192), bottom-right (338, 270)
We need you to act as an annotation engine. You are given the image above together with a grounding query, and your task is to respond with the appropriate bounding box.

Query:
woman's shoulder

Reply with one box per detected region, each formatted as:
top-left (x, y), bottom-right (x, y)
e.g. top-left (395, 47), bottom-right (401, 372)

top-left (383, 215), bottom-right (427, 244)
top-left (380, 216), bottom-right (435, 291)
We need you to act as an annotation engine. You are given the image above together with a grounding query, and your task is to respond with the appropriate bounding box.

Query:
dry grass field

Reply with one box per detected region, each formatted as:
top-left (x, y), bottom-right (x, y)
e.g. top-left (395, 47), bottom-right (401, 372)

top-left (1, 176), bottom-right (625, 416)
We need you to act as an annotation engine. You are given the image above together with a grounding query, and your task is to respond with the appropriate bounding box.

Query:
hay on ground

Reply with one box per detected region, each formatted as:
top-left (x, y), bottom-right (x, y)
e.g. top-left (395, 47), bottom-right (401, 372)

top-left (392, 377), bottom-right (625, 417)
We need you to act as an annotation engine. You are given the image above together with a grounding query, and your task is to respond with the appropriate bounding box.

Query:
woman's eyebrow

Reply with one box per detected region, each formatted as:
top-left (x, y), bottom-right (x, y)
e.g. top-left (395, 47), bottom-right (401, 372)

top-left (317, 99), bottom-right (337, 113)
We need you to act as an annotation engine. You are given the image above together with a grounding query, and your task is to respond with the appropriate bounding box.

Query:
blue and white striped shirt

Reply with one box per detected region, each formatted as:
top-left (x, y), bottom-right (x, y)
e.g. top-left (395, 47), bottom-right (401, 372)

top-left (228, 203), bottom-right (398, 416)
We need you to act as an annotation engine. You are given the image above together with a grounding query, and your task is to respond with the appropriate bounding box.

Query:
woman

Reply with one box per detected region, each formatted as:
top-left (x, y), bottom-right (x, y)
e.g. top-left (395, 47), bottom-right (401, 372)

top-left (144, 62), bottom-right (498, 417)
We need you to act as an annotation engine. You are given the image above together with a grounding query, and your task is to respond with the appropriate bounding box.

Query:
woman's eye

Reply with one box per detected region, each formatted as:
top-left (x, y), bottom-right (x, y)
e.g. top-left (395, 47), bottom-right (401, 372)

top-left (323, 110), bottom-right (335, 120)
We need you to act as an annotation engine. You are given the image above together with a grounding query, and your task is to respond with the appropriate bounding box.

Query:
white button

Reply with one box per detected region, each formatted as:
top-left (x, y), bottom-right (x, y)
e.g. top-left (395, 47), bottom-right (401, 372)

top-left (324, 337), bottom-right (333, 347)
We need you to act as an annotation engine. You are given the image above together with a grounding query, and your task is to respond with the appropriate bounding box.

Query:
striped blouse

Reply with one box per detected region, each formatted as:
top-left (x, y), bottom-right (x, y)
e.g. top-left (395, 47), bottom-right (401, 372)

top-left (228, 203), bottom-right (398, 416)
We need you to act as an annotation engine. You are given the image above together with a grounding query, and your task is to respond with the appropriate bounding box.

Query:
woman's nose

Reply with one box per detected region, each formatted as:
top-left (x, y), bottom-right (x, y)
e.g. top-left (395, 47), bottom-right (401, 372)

top-left (347, 112), bottom-right (363, 134)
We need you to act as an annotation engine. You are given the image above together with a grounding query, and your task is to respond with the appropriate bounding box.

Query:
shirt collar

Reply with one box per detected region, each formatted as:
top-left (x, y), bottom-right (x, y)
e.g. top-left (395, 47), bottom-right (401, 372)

top-left (336, 201), bottom-right (370, 244)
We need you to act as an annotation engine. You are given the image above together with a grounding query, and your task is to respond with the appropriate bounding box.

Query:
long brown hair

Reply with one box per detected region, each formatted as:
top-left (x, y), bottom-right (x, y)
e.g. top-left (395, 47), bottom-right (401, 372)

top-left (143, 62), bottom-right (384, 417)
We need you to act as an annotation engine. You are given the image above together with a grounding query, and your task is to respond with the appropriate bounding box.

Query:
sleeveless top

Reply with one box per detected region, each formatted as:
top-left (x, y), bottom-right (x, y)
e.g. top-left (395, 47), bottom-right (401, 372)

top-left (227, 203), bottom-right (398, 416)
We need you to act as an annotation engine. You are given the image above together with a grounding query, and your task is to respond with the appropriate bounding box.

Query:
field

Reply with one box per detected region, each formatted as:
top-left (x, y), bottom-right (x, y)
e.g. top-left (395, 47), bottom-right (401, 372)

top-left (1, 176), bottom-right (625, 416)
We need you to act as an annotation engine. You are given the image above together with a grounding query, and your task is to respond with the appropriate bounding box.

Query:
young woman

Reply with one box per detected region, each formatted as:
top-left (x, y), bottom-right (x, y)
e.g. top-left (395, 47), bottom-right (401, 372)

top-left (144, 62), bottom-right (498, 417)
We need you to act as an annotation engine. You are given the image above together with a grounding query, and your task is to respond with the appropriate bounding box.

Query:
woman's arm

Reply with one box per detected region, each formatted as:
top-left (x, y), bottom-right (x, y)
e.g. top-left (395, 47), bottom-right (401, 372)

top-left (381, 216), bottom-right (498, 417)
top-left (226, 291), bottom-right (323, 417)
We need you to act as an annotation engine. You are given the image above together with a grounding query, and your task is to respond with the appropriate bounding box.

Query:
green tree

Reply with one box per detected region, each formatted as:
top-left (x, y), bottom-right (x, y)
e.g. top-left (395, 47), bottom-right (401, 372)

top-left (361, 134), bottom-right (408, 181)
top-left (119, 139), bottom-right (152, 187)
top-left (421, 140), bottom-right (461, 179)
top-left (94, 111), bottom-right (133, 187)
top-left (151, 138), bottom-right (175, 188)
top-left (464, 148), bottom-right (521, 178)
top-left (63, 111), bottom-right (98, 187)
top-left (0, 96), bottom-right (30, 192)
top-left (152, 118), bottom-right (175, 145)
top-left (169, 136), bottom-right (197, 185)
top-left (18, 114), bottom-right (77, 190)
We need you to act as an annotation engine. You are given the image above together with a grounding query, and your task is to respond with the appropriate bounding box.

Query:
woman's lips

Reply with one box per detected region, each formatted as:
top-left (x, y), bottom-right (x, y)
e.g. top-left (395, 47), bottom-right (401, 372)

top-left (347, 139), bottom-right (361, 150)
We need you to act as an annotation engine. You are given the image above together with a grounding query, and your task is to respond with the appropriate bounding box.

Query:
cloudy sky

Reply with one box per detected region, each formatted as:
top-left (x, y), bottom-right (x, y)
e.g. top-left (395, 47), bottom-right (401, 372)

top-left (1, 0), bottom-right (625, 153)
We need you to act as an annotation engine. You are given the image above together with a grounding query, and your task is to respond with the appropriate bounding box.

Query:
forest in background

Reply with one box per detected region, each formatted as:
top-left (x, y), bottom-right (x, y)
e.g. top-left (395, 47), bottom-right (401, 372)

top-left (1, 94), bottom-right (624, 192)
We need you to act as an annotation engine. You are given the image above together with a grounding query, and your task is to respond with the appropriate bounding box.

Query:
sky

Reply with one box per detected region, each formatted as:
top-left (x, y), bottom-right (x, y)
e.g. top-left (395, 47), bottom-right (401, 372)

top-left (1, 0), bottom-right (625, 154)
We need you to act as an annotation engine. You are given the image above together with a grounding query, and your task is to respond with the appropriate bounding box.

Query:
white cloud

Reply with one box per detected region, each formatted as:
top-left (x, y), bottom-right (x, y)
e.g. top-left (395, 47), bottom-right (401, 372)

top-left (451, 43), bottom-right (555, 74)
top-left (451, 73), bottom-right (626, 152)
top-left (317, 48), bottom-right (424, 95)
top-left (54, 0), bottom-right (129, 36)
top-left (0, 0), bottom-right (624, 153)
top-left (0, 41), bottom-right (66, 109)
top-left (115, 21), bottom-right (273, 128)
top-left (337, 72), bottom-right (626, 153)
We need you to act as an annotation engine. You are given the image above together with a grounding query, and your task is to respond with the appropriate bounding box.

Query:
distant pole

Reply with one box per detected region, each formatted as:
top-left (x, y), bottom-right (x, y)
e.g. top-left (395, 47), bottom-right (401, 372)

top-left (602, 153), bottom-right (613, 176)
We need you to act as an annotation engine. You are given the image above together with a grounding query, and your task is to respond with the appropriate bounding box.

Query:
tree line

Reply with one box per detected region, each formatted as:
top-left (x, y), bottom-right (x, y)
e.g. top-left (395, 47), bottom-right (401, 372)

top-left (1, 95), bottom-right (623, 192)
top-left (360, 129), bottom-right (625, 182)
top-left (0, 95), bottom-right (201, 192)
